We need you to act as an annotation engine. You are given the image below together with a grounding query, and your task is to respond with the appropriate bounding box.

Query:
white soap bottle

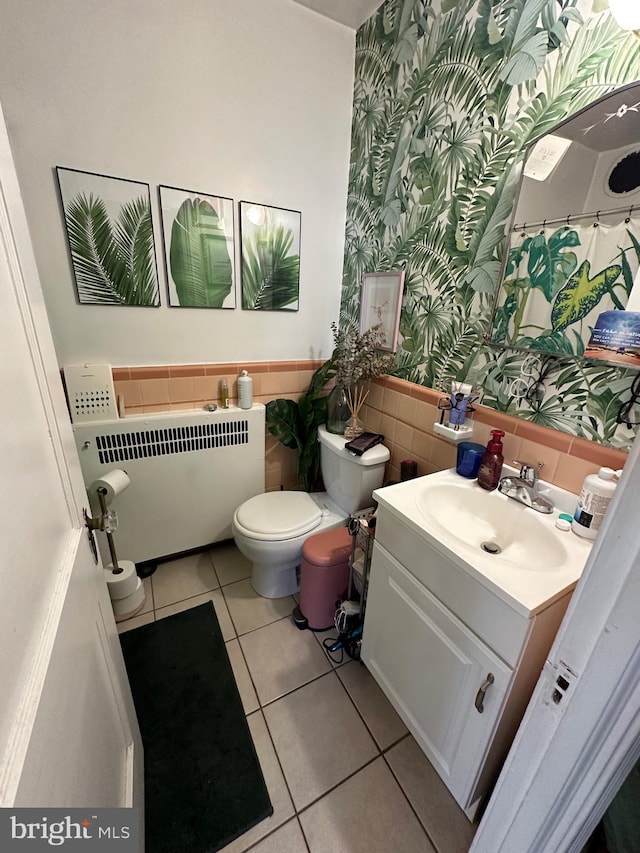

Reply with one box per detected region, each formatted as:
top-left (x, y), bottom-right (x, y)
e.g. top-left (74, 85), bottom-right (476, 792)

top-left (238, 370), bottom-right (253, 409)
top-left (572, 467), bottom-right (618, 540)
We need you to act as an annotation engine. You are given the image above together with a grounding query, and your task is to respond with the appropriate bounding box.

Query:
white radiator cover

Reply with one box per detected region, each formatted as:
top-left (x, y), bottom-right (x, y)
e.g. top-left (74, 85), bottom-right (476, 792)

top-left (73, 406), bottom-right (265, 564)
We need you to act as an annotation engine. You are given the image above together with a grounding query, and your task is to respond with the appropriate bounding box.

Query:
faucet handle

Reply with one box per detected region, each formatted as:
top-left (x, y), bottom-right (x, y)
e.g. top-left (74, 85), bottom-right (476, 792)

top-left (512, 460), bottom-right (543, 486)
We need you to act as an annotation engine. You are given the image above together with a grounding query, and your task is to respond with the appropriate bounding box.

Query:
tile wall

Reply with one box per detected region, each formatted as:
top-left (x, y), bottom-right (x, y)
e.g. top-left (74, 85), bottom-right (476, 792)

top-left (110, 363), bottom-right (628, 497)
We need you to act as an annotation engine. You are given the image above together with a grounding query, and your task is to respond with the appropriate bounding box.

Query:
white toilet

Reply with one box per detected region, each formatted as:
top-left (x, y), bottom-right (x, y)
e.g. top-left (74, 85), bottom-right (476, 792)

top-left (232, 425), bottom-right (390, 598)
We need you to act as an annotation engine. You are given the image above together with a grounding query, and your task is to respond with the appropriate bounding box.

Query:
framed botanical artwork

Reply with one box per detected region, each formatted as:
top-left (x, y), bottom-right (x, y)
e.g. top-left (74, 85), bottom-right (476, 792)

top-left (359, 270), bottom-right (405, 352)
top-left (159, 185), bottom-right (236, 308)
top-left (56, 167), bottom-right (160, 306)
top-left (239, 201), bottom-right (300, 311)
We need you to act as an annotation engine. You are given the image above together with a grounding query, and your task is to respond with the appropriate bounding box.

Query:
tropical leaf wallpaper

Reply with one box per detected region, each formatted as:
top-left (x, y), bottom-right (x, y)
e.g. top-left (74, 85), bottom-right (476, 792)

top-left (341, 0), bottom-right (640, 449)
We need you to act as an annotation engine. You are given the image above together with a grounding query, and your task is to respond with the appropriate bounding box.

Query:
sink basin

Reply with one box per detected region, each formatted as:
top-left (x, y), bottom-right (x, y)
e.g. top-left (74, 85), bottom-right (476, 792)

top-left (372, 467), bottom-right (593, 615)
top-left (414, 482), bottom-right (566, 569)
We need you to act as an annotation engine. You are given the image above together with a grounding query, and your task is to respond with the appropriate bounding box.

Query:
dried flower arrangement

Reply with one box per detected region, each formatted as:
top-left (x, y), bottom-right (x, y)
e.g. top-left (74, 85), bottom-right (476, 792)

top-left (330, 322), bottom-right (394, 437)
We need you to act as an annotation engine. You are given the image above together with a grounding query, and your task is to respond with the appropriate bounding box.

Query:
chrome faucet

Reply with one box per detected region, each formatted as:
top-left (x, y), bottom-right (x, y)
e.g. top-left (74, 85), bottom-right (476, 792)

top-left (498, 461), bottom-right (554, 514)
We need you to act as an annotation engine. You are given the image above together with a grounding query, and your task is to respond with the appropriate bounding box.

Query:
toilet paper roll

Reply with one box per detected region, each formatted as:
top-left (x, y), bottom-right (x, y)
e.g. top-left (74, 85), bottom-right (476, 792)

top-left (112, 577), bottom-right (146, 623)
top-left (103, 559), bottom-right (138, 600)
top-left (90, 468), bottom-right (130, 504)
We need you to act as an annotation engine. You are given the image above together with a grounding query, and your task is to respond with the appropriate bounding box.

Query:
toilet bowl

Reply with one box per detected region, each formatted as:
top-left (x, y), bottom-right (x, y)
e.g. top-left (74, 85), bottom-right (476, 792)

top-left (232, 425), bottom-right (389, 598)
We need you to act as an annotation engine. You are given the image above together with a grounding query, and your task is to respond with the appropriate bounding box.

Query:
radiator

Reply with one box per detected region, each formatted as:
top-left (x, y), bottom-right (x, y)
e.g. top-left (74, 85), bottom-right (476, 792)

top-left (73, 406), bottom-right (265, 565)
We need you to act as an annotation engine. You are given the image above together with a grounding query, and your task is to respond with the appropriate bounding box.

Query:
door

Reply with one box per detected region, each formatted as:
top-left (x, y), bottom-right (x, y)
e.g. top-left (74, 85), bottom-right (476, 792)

top-left (362, 542), bottom-right (511, 812)
top-left (0, 101), bottom-right (142, 809)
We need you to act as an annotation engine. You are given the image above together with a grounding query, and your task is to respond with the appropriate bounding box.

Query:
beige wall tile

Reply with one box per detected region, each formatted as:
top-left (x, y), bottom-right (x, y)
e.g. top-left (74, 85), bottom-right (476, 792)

top-left (368, 382), bottom-right (385, 410)
top-left (192, 376), bottom-right (219, 402)
top-left (114, 379), bottom-right (142, 407)
top-left (517, 438), bottom-right (560, 483)
top-left (261, 371), bottom-right (298, 396)
top-left (168, 377), bottom-right (196, 403)
top-left (397, 394), bottom-right (418, 426)
top-left (382, 388), bottom-right (401, 418)
top-left (554, 455), bottom-right (598, 495)
top-left (379, 414), bottom-right (397, 444)
top-left (395, 421), bottom-right (413, 453)
top-left (429, 437), bottom-right (457, 472)
top-left (140, 378), bottom-right (170, 405)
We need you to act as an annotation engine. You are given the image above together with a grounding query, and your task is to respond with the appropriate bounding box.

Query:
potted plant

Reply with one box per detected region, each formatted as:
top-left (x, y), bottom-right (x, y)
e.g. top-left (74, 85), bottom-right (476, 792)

top-left (329, 322), bottom-right (394, 439)
top-left (265, 358), bottom-right (336, 491)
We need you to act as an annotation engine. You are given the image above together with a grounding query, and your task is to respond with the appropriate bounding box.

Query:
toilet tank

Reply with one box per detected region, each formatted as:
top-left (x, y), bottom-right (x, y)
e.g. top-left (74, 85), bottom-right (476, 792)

top-left (318, 425), bottom-right (390, 513)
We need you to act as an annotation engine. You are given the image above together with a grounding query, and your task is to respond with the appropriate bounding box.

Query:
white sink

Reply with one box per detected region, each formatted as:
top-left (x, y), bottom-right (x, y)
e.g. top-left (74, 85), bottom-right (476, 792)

top-left (414, 481), bottom-right (566, 570)
top-left (373, 468), bottom-right (593, 614)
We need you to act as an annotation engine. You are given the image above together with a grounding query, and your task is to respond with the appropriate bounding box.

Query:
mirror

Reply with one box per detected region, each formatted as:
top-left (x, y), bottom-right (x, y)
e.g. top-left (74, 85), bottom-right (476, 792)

top-left (489, 81), bottom-right (640, 369)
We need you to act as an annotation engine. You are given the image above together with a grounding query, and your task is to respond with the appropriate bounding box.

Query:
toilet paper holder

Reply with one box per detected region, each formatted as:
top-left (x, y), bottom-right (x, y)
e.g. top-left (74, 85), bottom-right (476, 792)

top-left (84, 487), bottom-right (124, 573)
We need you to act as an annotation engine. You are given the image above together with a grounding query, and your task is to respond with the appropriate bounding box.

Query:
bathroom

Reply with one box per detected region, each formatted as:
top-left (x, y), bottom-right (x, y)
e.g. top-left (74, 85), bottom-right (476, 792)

top-left (1, 0), bottom-right (640, 850)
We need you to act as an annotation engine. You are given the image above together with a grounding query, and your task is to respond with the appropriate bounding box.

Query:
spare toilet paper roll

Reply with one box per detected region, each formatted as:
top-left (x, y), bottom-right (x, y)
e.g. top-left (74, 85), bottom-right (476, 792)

top-left (103, 559), bottom-right (138, 600)
top-left (112, 577), bottom-right (145, 623)
top-left (90, 468), bottom-right (130, 503)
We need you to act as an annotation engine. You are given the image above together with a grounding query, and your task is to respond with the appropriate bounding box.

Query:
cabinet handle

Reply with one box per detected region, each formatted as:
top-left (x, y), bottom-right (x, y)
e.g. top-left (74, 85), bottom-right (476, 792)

top-left (475, 673), bottom-right (495, 713)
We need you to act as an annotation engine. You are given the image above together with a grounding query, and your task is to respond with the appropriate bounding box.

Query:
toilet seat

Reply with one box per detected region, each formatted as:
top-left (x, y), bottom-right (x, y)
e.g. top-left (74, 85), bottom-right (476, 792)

top-left (234, 491), bottom-right (322, 541)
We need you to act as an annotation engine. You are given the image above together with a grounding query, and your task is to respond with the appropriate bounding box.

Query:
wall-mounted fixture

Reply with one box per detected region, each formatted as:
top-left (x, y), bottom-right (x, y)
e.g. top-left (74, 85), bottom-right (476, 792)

top-left (609, 0), bottom-right (640, 36)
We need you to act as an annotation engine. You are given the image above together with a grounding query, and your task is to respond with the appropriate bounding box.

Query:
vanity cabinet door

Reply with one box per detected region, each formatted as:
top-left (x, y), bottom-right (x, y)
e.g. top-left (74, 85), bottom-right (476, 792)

top-left (362, 542), bottom-right (512, 811)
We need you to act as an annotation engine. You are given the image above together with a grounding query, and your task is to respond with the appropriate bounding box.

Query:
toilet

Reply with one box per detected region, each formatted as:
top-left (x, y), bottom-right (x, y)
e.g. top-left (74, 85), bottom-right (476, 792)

top-left (232, 425), bottom-right (389, 598)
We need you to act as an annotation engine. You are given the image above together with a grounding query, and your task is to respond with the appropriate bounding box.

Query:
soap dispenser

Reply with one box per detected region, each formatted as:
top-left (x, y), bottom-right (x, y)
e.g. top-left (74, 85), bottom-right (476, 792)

top-left (477, 429), bottom-right (505, 492)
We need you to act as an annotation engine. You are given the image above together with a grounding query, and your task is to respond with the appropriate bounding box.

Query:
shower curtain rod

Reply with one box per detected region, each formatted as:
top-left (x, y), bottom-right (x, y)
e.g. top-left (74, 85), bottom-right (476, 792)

top-left (512, 203), bottom-right (637, 233)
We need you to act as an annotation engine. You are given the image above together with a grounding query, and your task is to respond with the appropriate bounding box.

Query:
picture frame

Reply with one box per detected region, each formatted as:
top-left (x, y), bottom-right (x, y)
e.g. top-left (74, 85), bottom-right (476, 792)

top-left (359, 270), bottom-right (405, 352)
top-left (56, 167), bottom-right (160, 306)
top-left (239, 201), bottom-right (300, 311)
top-left (159, 184), bottom-right (236, 309)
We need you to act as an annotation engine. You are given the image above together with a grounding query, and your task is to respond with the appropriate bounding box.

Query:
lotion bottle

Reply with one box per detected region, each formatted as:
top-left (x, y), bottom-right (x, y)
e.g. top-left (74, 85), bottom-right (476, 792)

top-left (572, 467), bottom-right (618, 540)
top-left (238, 370), bottom-right (253, 409)
top-left (477, 429), bottom-right (505, 492)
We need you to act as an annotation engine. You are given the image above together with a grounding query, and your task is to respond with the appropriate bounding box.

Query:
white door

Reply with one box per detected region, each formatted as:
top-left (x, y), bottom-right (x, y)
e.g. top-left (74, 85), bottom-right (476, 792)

top-left (363, 543), bottom-right (511, 812)
top-left (0, 101), bottom-right (142, 809)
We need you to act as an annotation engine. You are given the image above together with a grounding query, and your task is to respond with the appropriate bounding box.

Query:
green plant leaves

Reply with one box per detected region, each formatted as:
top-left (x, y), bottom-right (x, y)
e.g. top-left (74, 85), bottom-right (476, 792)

top-left (525, 228), bottom-right (580, 301)
top-left (242, 223), bottom-right (300, 311)
top-left (65, 192), bottom-right (159, 305)
top-left (552, 260), bottom-right (622, 332)
top-left (169, 198), bottom-right (232, 307)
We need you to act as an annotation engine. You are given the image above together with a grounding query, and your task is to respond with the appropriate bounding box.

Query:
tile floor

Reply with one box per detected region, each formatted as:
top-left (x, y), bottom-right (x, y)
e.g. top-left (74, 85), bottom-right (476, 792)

top-left (119, 544), bottom-right (478, 853)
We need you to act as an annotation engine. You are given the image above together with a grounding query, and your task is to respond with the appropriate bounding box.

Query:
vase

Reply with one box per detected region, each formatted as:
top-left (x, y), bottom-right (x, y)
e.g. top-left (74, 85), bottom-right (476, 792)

top-left (344, 415), bottom-right (364, 440)
top-left (326, 383), bottom-right (351, 435)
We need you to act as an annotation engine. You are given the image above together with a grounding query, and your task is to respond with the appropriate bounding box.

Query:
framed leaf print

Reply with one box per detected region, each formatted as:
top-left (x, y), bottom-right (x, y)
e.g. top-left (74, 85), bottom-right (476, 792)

top-left (56, 167), bottom-right (160, 306)
top-left (359, 270), bottom-right (405, 352)
top-left (240, 201), bottom-right (300, 311)
top-left (159, 185), bottom-right (236, 308)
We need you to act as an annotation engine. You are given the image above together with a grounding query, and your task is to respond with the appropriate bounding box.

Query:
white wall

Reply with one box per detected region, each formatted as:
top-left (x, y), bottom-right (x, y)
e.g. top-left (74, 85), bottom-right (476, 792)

top-left (0, 0), bottom-right (355, 366)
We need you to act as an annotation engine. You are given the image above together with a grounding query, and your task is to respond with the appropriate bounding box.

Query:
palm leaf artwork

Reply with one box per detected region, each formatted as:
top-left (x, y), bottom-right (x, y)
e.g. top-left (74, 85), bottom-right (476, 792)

top-left (241, 207), bottom-right (300, 311)
top-left (60, 172), bottom-right (159, 306)
top-left (169, 198), bottom-right (233, 307)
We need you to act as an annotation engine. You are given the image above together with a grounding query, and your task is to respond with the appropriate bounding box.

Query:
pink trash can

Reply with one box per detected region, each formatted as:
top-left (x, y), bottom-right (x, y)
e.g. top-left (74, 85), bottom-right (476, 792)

top-left (294, 526), bottom-right (352, 631)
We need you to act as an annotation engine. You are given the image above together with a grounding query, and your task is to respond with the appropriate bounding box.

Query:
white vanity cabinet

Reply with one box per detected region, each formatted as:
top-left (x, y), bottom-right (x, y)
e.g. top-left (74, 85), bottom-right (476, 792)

top-left (362, 499), bottom-right (576, 820)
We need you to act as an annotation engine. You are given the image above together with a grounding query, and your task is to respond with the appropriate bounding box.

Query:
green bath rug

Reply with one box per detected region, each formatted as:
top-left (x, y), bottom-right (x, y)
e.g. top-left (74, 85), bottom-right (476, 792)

top-left (120, 602), bottom-right (272, 853)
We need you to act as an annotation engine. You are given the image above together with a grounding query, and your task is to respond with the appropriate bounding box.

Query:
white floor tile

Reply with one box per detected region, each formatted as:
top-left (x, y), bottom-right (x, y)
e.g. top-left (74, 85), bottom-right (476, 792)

top-left (218, 711), bottom-right (295, 853)
top-left (117, 611), bottom-right (154, 634)
top-left (300, 757), bottom-right (434, 853)
top-left (263, 672), bottom-right (378, 811)
top-left (151, 551), bottom-right (219, 608)
top-left (210, 542), bottom-right (252, 587)
top-left (240, 617), bottom-right (331, 705)
top-left (337, 659), bottom-right (407, 750)
top-left (243, 819), bottom-right (307, 853)
top-left (155, 588), bottom-right (235, 641)
top-left (386, 735), bottom-right (476, 852)
top-left (224, 578), bottom-right (296, 635)
top-left (226, 638), bottom-right (259, 715)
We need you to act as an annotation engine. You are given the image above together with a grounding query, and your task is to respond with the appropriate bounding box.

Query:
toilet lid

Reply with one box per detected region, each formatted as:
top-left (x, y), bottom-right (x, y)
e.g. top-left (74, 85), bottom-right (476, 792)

top-left (235, 491), bottom-right (323, 541)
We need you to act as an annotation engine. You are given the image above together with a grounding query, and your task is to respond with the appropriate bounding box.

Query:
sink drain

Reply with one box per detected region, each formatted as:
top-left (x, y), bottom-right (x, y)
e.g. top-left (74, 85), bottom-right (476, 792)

top-left (481, 541), bottom-right (502, 555)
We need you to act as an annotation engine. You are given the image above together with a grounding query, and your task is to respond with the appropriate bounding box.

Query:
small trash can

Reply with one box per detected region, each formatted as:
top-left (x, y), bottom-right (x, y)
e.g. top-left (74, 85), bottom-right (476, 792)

top-left (293, 526), bottom-right (352, 631)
